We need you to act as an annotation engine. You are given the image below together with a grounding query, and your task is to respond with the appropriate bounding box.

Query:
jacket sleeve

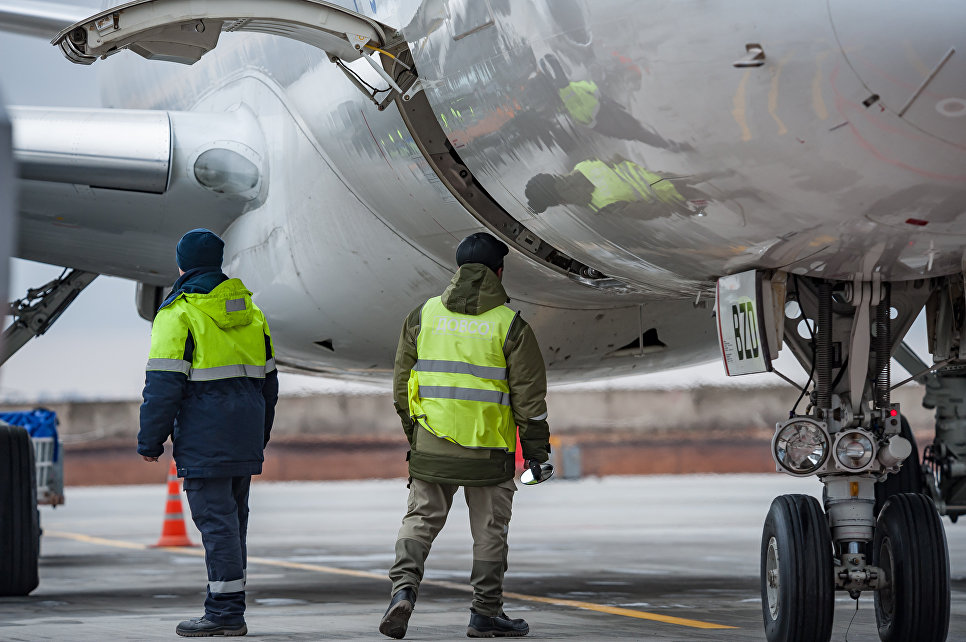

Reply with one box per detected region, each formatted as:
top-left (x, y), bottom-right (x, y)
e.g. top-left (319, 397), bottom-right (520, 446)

top-left (505, 317), bottom-right (551, 463)
top-left (137, 310), bottom-right (190, 458)
top-left (392, 306), bottom-right (422, 445)
top-left (262, 326), bottom-right (280, 446)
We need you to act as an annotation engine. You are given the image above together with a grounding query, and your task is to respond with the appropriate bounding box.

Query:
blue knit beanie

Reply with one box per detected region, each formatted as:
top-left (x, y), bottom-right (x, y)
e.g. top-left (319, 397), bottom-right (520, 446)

top-left (176, 228), bottom-right (224, 271)
top-left (456, 232), bottom-right (509, 274)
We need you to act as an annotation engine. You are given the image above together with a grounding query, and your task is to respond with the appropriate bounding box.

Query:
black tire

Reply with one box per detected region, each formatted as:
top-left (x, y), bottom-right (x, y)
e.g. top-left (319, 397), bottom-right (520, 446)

top-left (874, 416), bottom-right (925, 515)
top-left (760, 494), bottom-right (834, 642)
top-left (873, 493), bottom-right (949, 642)
top-left (0, 423), bottom-right (40, 596)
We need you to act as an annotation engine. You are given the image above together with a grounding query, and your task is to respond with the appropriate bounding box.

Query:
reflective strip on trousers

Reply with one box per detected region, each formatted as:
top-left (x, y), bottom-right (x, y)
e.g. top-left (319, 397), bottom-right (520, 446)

top-left (208, 578), bottom-right (245, 594)
top-left (414, 359), bottom-right (507, 380)
top-left (145, 358), bottom-right (190, 374)
top-left (418, 386), bottom-right (510, 406)
top-left (529, 411), bottom-right (548, 421)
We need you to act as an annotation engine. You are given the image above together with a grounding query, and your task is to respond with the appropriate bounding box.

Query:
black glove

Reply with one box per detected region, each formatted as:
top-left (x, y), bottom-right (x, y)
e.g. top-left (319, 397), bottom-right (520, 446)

top-left (525, 459), bottom-right (543, 482)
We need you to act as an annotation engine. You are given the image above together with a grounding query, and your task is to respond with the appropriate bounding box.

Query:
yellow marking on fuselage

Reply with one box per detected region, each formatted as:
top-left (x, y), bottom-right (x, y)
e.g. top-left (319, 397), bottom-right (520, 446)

top-left (812, 51), bottom-right (830, 120)
top-left (732, 69), bottom-right (753, 141)
top-left (769, 53), bottom-right (793, 135)
top-left (46, 530), bottom-right (737, 631)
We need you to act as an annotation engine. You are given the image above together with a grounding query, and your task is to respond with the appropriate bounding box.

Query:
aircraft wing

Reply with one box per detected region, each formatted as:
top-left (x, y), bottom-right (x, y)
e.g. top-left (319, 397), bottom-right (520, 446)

top-left (12, 104), bottom-right (267, 286)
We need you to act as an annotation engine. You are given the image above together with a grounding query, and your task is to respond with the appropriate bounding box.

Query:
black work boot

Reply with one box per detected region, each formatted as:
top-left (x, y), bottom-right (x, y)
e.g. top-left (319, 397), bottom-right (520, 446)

top-left (176, 616), bottom-right (247, 637)
top-left (379, 587), bottom-right (416, 639)
top-left (466, 610), bottom-right (529, 638)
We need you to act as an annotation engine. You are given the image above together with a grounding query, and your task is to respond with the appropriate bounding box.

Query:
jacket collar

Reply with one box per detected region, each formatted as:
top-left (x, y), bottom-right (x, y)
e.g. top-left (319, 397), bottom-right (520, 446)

top-left (159, 267), bottom-right (228, 310)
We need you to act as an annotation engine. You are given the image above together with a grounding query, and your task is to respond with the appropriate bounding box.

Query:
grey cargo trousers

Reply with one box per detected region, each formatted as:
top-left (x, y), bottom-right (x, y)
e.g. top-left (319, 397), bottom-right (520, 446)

top-left (388, 477), bottom-right (517, 616)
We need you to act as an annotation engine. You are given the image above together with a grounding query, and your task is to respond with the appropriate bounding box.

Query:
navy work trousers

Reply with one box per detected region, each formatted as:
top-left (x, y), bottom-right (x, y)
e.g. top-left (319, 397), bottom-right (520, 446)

top-left (182, 476), bottom-right (251, 625)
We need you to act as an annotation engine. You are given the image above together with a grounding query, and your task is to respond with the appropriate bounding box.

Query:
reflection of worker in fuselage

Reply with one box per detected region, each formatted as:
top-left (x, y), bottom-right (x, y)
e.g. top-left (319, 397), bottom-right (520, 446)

top-left (538, 54), bottom-right (692, 151)
top-left (525, 157), bottom-right (698, 219)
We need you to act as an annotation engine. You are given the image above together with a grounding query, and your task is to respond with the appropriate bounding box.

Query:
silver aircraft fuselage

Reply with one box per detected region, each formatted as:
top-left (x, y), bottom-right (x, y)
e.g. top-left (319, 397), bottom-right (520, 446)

top-left (14, 0), bottom-right (966, 381)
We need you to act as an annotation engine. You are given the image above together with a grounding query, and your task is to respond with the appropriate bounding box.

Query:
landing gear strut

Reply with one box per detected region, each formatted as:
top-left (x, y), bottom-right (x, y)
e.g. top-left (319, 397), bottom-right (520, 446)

top-left (718, 270), bottom-right (952, 641)
top-left (1, 268), bottom-right (97, 366)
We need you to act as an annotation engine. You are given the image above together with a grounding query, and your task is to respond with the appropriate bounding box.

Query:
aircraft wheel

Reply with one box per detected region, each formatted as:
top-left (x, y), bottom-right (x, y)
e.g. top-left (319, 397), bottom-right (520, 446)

top-left (0, 423), bottom-right (40, 596)
top-left (874, 416), bottom-right (924, 515)
top-left (873, 493), bottom-right (949, 642)
top-left (760, 494), bottom-right (834, 642)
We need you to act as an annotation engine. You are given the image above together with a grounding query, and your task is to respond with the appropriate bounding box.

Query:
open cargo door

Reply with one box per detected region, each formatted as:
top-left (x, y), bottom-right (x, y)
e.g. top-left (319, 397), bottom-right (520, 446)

top-left (52, 0), bottom-right (413, 106)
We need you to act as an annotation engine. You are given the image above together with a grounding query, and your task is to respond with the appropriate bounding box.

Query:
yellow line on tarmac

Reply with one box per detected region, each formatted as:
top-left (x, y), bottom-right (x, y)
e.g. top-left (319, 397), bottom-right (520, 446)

top-left (812, 51), bottom-right (830, 120)
top-left (768, 53), bottom-right (792, 135)
top-left (500, 592), bottom-right (736, 630)
top-left (731, 69), bottom-right (753, 142)
top-left (46, 530), bottom-right (736, 631)
top-left (46, 530), bottom-right (148, 551)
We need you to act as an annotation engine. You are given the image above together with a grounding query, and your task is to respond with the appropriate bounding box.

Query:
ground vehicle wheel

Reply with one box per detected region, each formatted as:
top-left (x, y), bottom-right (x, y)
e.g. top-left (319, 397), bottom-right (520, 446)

top-left (760, 494), bottom-right (833, 642)
top-left (0, 423), bottom-right (40, 596)
top-left (873, 493), bottom-right (949, 642)
top-left (874, 416), bottom-right (924, 514)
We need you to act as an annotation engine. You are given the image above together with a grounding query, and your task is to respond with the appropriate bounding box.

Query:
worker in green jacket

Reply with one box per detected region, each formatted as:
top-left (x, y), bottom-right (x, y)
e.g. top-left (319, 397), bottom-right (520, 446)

top-left (379, 232), bottom-right (551, 639)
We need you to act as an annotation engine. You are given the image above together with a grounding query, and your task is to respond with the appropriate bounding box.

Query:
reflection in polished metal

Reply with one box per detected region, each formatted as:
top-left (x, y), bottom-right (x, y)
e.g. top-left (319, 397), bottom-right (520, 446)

top-left (53, 0), bottom-right (389, 66)
top-left (898, 47), bottom-right (955, 118)
top-left (521, 462), bottom-right (555, 485)
top-left (193, 148), bottom-right (259, 195)
top-left (10, 107), bottom-right (170, 193)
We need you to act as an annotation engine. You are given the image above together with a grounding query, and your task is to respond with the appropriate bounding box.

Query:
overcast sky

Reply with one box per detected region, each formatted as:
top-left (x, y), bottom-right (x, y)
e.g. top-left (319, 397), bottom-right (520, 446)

top-left (0, 1), bottom-right (928, 402)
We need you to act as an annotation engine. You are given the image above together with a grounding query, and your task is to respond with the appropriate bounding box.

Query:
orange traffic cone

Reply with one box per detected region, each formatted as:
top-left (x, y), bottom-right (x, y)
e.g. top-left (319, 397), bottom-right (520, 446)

top-left (152, 460), bottom-right (195, 547)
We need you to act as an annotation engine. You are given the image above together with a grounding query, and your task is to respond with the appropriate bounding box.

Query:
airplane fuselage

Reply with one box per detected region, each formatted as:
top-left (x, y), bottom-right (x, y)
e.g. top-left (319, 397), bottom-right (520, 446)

top-left (13, 0), bottom-right (966, 380)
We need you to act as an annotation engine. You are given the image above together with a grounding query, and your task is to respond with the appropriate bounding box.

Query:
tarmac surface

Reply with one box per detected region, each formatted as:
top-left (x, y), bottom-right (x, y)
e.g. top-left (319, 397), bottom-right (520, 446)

top-left (1, 474), bottom-right (965, 641)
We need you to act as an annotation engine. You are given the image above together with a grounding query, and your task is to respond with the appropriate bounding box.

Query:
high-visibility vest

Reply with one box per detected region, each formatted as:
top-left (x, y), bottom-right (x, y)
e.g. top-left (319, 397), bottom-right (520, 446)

top-left (611, 160), bottom-right (686, 207)
top-left (145, 279), bottom-right (275, 382)
top-left (559, 80), bottom-right (600, 125)
top-left (408, 296), bottom-right (517, 451)
top-left (574, 159), bottom-right (640, 212)
top-left (574, 160), bottom-right (687, 213)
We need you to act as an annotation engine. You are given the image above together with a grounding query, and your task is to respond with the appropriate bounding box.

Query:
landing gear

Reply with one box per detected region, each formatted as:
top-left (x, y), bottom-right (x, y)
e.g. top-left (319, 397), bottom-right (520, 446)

top-left (0, 423), bottom-right (40, 596)
top-left (1, 268), bottom-right (97, 367)
top-left (760, 495), bottom-right (834, 642)
top-left (873, 493), bottom-right (950, 642)
top-left (722, 270), bottom-right (955, 641)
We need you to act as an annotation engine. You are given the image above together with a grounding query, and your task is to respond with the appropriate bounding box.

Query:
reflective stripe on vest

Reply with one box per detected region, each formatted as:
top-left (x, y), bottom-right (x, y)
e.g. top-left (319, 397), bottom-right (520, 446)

top-left (409, 297), bottom-right (517, 451)
top-left (414, 359), bottom-right (507, 380)
top-left (146, 357), bottom-right (276, 381)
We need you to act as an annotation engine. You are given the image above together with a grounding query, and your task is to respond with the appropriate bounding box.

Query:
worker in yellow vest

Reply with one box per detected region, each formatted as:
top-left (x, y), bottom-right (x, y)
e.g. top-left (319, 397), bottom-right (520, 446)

top-left (525, 156), bottom-right (692, 218)
top-left (138, 229), bottom-right (278, 637)
top-left (380, 232), bottom-right (551, 639)
top-left (538, 53), bottom-right (690, 151)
